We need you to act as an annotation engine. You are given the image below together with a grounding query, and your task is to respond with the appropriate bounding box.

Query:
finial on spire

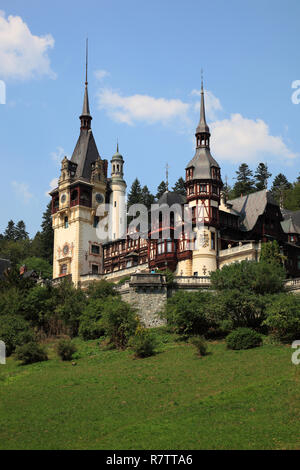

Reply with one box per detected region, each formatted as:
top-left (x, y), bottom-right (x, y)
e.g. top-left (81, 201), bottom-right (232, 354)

top-left (165, 163), bottom-right (169, 191)
top-left (117, 140), bottom-right (119, 153)
top-left (85, 38), bottom-right (88, 86)
top-left (80, 38), bottom-right (92, 129)
top-left (196, 70), bottom-right (209, 137)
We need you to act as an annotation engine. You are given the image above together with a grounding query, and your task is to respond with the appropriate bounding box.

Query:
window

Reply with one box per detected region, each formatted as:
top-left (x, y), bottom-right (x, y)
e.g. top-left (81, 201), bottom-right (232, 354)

top-left (64, 217), bottom-right (69, 228)
top-left (211, 232), bottom-right (215, 250)
top-left (92, 264), bottom-right (98, 274)
top-left (167, 240), bottom-right (173, 253)
top-left (193, 272), bottom-right (198, 277)
top-left (60, 264), bottom-right (67, 275)
top-left (93, 216), bottom-right (99, 228)
top-left (91, 244), bottom-right (100, 255)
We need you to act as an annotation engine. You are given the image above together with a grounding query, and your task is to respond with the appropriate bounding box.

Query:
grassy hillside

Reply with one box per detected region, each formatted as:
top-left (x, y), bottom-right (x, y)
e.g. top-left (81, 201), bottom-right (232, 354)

top-left (0, 330), bottom-right (299, 450)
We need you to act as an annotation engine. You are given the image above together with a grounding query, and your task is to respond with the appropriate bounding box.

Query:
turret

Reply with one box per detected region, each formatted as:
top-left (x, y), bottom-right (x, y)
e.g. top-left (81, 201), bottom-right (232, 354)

top-left (109, 143), bottom-right (127, 240)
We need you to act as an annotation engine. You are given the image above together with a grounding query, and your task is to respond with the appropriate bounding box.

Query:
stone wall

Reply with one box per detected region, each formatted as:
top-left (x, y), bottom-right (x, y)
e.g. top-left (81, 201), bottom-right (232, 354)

top-left (117, 274), bottom-right (167, 328)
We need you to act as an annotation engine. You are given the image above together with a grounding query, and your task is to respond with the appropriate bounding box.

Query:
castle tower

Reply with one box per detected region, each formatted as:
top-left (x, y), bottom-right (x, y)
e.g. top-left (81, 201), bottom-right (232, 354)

top-left (185, 79), bottom-right (223, 276)
top-left (109, 143), bottom-right (127, 240)
top-left (50, 42), bottom-right (108, 285)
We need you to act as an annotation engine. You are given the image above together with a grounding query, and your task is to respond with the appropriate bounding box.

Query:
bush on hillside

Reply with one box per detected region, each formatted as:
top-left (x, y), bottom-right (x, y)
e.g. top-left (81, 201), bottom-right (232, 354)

top-left (16, 341), bottom-right (48, 365)
top-left (226, 328), bottom-right (262, 350)
top-left (101, 297), bottom-right (138, 349)
top-left (54, 279), bottom-right (86, 337)
top-left (129, 327), bottom-right (157, 358)
top-left (86, 280), bottom-right (117, 300)
top-left (22, 285), bottom-right (55, 330)
top-left (79, 298), bottom-right (107, 340)
top-left (263, 293), bottom-right (300, 343)
top-left (210, 260), bottom-right (285, 295)
top-left (207, 290), bottom-right (266, 330)
top-left (163, 290), bottom-right (213, 336)
top-left (0, 314), bottom-right (34, 356)
top-left (190, 336), bottom-right (208, 356)
top-left (56, 338), bottom-right (77, 361)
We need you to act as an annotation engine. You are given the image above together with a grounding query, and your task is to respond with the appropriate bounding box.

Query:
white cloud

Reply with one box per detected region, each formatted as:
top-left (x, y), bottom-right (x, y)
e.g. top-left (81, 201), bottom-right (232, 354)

top-left (94, 69), bottom-right (110, 81)
top-left (96, 88), bottom-right (191, 126)
top-left (11, 181), bottom-right (33, 203)
top-left (0, 11), bottom-right (55, 80)
top-left (210, 113), bottom-right (298, 163)
top-left (191, 89), bottom-right (223, 120)
top-left (45, 177), bottom-right (58, 197)
top-left (50, 146), bottom-right (65, 166)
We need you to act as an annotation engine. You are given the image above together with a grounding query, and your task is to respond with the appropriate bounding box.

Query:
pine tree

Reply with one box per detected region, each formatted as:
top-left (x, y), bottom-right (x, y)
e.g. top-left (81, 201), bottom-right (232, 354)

top-left (4, 220), bottom-right (17, 240)
top-left (232, 163), bottom-right (255, 197)
top-left (39, 202), bottom-right (54, 264)
top-left (127, 178), bottom-right (143, 208)
top-left (156, 181), bottom-right (168, 200)
top-left (254, 163), bottom-right (272, 191)
top-left (172, 177), bottom-right (186, 196)
top-left (271, 173), bottom-right (292, 206)
top-left (141, 185), bottom-right (155, 209)
top-left (15, 220), bottom-right (29, 241)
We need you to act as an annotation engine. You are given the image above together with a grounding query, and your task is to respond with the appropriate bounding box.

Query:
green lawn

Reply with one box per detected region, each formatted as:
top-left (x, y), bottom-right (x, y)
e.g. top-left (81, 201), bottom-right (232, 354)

top-left (0, 330), bottom-right (299, 450)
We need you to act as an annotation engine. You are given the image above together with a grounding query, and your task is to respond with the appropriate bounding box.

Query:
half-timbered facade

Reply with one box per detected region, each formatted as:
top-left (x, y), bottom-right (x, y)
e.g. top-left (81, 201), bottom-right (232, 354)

top-left (50, 70), bottom-right (300, 285)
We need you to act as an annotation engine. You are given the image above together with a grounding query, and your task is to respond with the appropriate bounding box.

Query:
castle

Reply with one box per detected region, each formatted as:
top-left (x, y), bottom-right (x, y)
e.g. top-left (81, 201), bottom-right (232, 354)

top-left (50, 68), bottom-right (300, 287)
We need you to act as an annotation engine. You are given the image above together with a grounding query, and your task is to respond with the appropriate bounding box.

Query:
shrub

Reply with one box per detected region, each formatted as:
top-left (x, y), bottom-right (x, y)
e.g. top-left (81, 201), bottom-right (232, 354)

top-left (0, 314), bottom-right (34, 356)
top-left (226, 328), bottom-right (262, 350)
top-left (0, 287), bottom-right (25, 317)
top-left (190, 336), bottom-right (208, 356)
top-left (79, 298), bottom-right (106, 340)
top-left (22, 285), bottom-right (55, 329)
top-left (210, 260), bottom-right (285, 295)
top-left (86, 280), bottom-right (117, 300)
top-left (263, 293), bottom-right (300, 343)
top-left (101, 297), bottom-right (138, 349)
top-left (163, 290), bottom-right (212, 336)
top-left (15, 341), bottom-right (48, 365)
top-left (54, 280), bottom-right (86, 337)
top-left (207, 290), bottom-right (266, 329)
top-left (129, 328), bottom-right (157, 358)
top-left (56, 339), bottom-right (77, 361)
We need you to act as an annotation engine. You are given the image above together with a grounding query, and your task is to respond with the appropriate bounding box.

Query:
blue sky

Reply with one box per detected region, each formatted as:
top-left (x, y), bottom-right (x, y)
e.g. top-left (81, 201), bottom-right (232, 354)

top-left (0, 0), bottom-right (300, 237)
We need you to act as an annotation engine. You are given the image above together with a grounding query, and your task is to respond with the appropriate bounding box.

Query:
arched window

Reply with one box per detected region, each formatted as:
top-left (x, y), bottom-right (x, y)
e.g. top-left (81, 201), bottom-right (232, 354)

top-left (64, 216), bottom-right (68, 228)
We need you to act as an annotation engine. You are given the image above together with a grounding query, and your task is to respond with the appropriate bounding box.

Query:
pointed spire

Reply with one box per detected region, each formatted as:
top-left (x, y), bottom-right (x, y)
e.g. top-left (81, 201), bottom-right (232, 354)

top-left (196, 72), bottom-right (210, 135)
top-left (80, 38), bottom-right (92, 129)
top-left (165, 163), bottom-right (169, 192)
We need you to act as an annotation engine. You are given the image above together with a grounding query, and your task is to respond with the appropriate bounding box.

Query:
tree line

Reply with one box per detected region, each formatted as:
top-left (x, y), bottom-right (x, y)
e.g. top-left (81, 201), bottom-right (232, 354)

top-left (128, 163), bottom-right (300, 211)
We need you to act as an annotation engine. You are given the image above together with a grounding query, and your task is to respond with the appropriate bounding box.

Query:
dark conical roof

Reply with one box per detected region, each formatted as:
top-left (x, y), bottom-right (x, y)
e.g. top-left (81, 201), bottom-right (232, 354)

top-left (71, 129), bottom-right (101, 180)
top-left (157, 191), bottom-right (186, 206)
top-left (186, 147), bottom-right (220, 179)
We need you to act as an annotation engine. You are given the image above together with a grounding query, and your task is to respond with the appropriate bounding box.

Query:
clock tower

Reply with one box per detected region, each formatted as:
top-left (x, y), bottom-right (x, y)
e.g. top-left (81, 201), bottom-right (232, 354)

top-left (185, 79), bottom-right (223, 276)
top-left (50, 46), bottom-right (108, 285)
